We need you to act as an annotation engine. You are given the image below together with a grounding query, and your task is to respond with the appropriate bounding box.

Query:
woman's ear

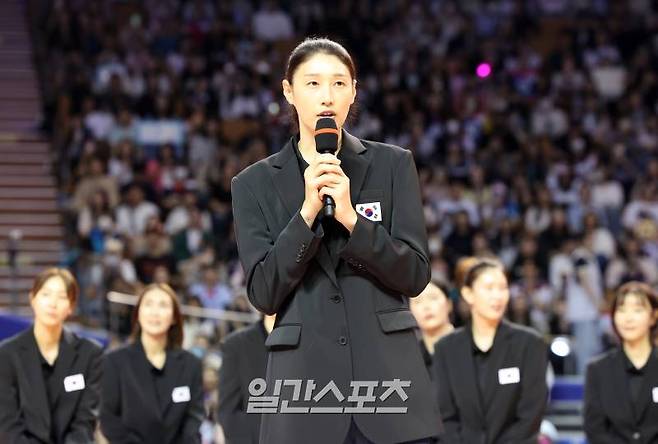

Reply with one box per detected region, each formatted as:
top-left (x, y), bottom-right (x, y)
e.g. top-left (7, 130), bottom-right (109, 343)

top-left (282, 79), bottom-right (293, 105)
top-left (461, 286), bottom-right (474, 306)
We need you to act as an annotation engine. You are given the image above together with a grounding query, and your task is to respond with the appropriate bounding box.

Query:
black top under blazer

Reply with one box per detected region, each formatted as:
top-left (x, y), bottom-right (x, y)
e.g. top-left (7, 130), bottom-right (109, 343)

top-left (217, 321), bottom-right (269, 444)
top-left (0, 327), bottom-right (102, 444)
top-left (231, 130), bottom-right (441, 444)
top-left (433, 320), bottom-right (548, 444)
top-left (584, 347), bottom-right (658, 444)
top-left (100, 341), bottom-right (204, 444)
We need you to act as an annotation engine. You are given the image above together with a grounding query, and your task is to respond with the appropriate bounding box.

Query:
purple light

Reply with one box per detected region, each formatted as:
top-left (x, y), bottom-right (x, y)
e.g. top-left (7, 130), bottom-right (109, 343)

top-left (476, 63), bottom-right (492, 78)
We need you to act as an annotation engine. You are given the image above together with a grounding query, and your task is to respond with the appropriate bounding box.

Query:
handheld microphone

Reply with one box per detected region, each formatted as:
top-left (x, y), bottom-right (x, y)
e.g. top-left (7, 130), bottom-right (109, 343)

top-left (314, 118), bottom-right (339, 219)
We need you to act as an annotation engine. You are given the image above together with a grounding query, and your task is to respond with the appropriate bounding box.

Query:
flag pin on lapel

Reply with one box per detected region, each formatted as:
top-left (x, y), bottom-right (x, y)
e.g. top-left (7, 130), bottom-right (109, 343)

top-left (356, 202), bottom-right (382, 222)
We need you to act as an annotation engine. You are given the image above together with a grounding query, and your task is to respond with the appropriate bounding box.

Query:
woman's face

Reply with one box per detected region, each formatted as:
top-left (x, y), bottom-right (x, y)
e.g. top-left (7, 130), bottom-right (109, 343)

top-left (614, 293), bottom-right (655, 344)
top-left (30, 276), bottom-right (72, 328)
top-left (282, 52), bottom-right (356, 139)
top-left (138, 288), bottom-right (175, 339)
top-left (410, 284), bottom-right (452, 334)
top-left (463, 268), bottom-right (509, 324)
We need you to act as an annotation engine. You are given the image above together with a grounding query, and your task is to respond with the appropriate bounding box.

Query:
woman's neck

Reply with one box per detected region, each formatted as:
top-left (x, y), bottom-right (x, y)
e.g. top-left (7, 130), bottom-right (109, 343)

top-left (33, 322), bottom-right (62, 351)
top-left (623, 336), bottom-right (653, 369)
top-left (471, 314), bottom-right (499, 352)
top-left (141, 331), bottom-right (167, 357)
top-left (423, 323), bottom-right (454, 353)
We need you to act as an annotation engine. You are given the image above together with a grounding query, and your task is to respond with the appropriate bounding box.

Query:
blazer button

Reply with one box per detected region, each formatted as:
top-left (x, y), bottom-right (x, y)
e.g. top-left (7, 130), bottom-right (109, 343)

top-left (632, 432), bottom-right (641, 440)
top-left (330, 295), bottom-right (342, 303)
top-left (338, 336), bottom-right (348, 345)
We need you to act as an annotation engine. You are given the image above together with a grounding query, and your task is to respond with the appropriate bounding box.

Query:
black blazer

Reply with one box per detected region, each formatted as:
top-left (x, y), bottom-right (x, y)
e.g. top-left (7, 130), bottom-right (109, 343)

top-left (433, 320), bottom-right (548, 444)
top-left (419, 338), bottom-right (433, 378)
top-left (217, 321), bottom-right (268, 444)
top-left (584, 347), bottom-right (658, 443)
top-left (100, 342), bottom-right (204, 444)
top-left (231, 131), bottom-right (441, 444)
top-left (0, 327), bottom-right (102, 444)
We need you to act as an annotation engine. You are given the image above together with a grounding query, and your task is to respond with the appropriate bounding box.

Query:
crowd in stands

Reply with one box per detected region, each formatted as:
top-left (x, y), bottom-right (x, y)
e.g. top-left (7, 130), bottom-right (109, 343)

top-left (32, 0), bottom-right (658, 422)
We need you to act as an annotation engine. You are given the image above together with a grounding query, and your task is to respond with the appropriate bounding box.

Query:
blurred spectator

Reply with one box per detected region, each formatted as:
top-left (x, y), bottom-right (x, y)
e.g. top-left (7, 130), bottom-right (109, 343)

top-left (605, 235), bottom-right (658, 289)
top-left (189, 264), bottom-right (233, 312)
top-left (165, 191), bottom-right (212, 235)
top-left (72, 157), bottom-right (119, 211)
top-left (134, 218), bottom-right (175, 284)
top-left (557, 238), bottom-right (605, 375)
top-left (252, 1), bottom-right (294, 42)
top-left (77, 189), bottom-right (115, 253)
top-left (115, 184), bottom-right (160, 238)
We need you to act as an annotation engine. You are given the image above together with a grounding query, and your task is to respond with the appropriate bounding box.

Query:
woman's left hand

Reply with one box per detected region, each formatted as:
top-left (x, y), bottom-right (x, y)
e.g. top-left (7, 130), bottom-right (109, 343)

top-left (318, 162), bottom-right (358, 233)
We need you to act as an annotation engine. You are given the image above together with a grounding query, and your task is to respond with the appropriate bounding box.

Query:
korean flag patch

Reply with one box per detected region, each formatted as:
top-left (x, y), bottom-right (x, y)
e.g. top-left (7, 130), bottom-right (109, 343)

top-left (356, 202), bottom-right (382, 222)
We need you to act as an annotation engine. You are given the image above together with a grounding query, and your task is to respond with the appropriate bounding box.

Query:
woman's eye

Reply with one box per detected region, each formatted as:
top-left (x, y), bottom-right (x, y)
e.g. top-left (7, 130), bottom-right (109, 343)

top-left (307, 81), bottom-right (318, 86)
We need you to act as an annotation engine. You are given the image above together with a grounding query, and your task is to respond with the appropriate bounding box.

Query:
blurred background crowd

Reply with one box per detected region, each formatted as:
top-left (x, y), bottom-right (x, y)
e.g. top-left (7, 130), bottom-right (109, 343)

top-left (21, 0), bottom-right (658, 438)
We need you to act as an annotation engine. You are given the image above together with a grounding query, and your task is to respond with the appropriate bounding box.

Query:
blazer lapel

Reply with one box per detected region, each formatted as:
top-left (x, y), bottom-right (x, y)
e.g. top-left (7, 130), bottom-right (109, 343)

top-left (130, 342), bottom-right (163, 420)
top-left (454, 329), bottom-right (486, 426)
top-left (634, 348), bottom-right (658, 422)
top-left (483, 321), bottom-right (513, 416)
top-left (608, 349), bottom-right (636, 428)
top-left (50, 330), bottom-right (77, 407)
top-left (339, 130), bottom-right (370, 207)
top-left (271, 138), bottom-right (304, 220)
top-left (271, 138), bottom-right (337, 287)
top-left (19, 328), bottom-right (51, 439)
top-left (161, 349), bottom-right (186, 418)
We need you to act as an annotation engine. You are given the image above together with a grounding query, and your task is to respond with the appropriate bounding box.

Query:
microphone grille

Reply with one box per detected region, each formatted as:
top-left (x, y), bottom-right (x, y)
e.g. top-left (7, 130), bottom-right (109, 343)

top-left (314, 118), bottom-right (338, 153)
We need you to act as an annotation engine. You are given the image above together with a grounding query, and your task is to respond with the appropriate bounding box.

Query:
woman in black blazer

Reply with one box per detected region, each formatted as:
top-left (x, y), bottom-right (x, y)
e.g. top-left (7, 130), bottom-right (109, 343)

top-left (410, 280), bottom-right (454, 377)
top-left (0, 267), bottom-right (102, 444)
top-left (433, 258), bottom-right (548, 444)
top-left (584, 281), bottom-right (658, 443)
top-left (100, 283), bottom-right (204, 444)
top-left (231, 37), bottom-right (439, 444)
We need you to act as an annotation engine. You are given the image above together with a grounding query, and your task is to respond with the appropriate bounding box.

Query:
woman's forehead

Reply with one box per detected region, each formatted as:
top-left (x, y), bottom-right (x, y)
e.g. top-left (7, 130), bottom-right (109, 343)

top-left (294, 53), bottom-right (352, 77)
top-left (38, 276), bottom-right (67, 292)
top-left (143, 288), bottom-right (172, 302)
top-left (617, 292), bottom-right (650, 307)
top-left (475, 268), bottom-right (506, 284)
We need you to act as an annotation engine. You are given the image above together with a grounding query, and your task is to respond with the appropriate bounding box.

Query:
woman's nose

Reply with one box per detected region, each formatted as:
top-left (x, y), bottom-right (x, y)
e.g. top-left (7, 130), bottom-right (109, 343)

top-left (320, 84), bottom-right (333, 105)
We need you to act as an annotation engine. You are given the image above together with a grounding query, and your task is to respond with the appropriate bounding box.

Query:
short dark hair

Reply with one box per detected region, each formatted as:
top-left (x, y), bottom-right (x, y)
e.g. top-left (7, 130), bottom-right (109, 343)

top-left (428, 277), bottom-right (451, 301)
top-left (610, 281), bottom-right (658, 340)
top-left (284, 37), bottom-right (357, 132)
top-left (30, 267), bottom-right (79, 307)
top-left (130, 283), bottom-right (184, 349)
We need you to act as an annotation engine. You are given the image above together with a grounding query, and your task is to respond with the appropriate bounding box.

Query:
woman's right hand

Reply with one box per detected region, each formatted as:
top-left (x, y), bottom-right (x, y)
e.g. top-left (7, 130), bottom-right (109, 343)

top-left (300, 153), bottom-right (343, 227)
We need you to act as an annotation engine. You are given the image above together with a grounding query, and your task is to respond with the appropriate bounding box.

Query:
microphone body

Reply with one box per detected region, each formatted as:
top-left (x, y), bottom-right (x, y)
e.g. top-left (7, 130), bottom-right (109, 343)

top-left (314, 118), bottom-right (340, 218)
